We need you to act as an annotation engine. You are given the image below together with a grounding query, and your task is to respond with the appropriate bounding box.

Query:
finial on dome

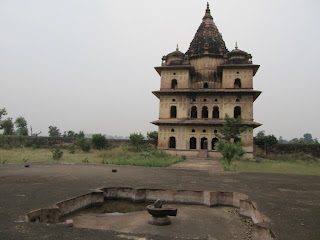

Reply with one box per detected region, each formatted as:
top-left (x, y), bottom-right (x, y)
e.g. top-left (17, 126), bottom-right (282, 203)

top-left (176, 44), bottom-right (179, 51)
top-left (235, 42), bottom-right (238, 50)
top-left (203, 2), bottom-right (213, 20)
top-left (206, 2), bottom-right (210, 13)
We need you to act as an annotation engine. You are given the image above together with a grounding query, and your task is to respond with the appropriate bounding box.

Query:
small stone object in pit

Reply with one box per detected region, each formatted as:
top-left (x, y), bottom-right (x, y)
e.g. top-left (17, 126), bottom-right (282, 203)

top-left (66, 219), bottom-right (74, 227)
top-left (154, 199), bottom-right (163, 208)
top-left (24, 165), bottom-right (30, 168)
top-left (112, 169), bottom-right (117, 172)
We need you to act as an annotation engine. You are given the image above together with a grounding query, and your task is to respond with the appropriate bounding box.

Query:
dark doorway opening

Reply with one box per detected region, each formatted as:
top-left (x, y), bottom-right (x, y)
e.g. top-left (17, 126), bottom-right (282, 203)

top-left (191, 106), bottom-right (197, 118)
top-left (213, 106), bottom-right (219, 119)
top-left (170, 106), bottom-right (177, 118)
top-left (202, 106), bottom-right (208, 118)
top-left (201, 137), bottom-right (208, 150)
top-left (169, 137), bottom-right (176, 149)
top-left (171, 79), bottom-right (177, 89)
top-left (190, 137), bottom-right (196, 149)
top-left (212, 138), bottom-right (219, 150)
top-left (234, 106), bottom-right (241, 119)
top-left (234, 78), bottom-right (241, 88)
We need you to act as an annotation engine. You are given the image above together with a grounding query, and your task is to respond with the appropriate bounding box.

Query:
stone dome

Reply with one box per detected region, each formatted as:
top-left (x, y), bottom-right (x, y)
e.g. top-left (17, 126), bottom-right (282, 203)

top-left (226, 44), bottom-right (252, 64)
top-left (162, 46), bottom-right (186, 66)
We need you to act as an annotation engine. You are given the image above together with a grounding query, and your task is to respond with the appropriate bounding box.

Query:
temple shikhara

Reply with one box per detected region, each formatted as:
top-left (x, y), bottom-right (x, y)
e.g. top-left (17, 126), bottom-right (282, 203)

top-left (152, 3), bottom-right (261, 158)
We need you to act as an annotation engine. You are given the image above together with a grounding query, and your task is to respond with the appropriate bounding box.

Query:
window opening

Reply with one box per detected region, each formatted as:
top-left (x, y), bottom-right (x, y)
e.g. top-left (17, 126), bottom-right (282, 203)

top-left (171, 129), bottom-right (174, 132)
top-left (192, 129), bottom-right (195, 132)
top-left (169, 137), bottom-right (176, 149)
top-left (204, 82), bottom-right (208, 88)
top-left (234, 78), bottom-right (241, 88)
top-left (234, 106), bottom-right (241, 119)
top-left (201, 137), bottom-right (208, 150)
top-left (203, 129), bottom-right (206, 133)
top-left (190, 137), bottom-right (196, 149)
top-left (202, 106), bottom-right (208, 118)
top-left (212, 138), bottom-right (219, 150)
top-left (213, 106), bottom-right (219, 119)
top-left (171, 79), bottom-right (177, 89)
top-left (191, 106), bottom-right (197, 118)
top-left (170, 106), bottom-right (177, 118)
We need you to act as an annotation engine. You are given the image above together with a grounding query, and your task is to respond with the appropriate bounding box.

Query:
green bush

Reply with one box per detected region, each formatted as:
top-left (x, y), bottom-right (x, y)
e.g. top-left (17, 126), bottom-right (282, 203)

top-left (68, 144), bottom-right (76, 154)
top-left (129, 133), bottom-right (144, 150)
top-left (51, 144), bottom-right (63, 160)
top-left (77, 138), bottom-right (91, 152)
top-left (92, 134), bottom-right (106, 150)
top-left (216, 141), bottom-right (245, 166)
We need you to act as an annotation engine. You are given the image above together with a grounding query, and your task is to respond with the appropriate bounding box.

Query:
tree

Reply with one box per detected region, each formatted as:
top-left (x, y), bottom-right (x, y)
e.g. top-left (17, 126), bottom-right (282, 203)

top-left (254, 131), bottom-right (278, 145)
top-left (15, 116), bottom-right (28, 136)
top-left (48, 126), bottom-right (61, 137)
top-left (92, 134), bottom-right (106, 150)
top-left (147, 131), bottom-right (158, 146)
top-left (78, 130), bottom-right (85, 138)
top-left (0, 108), bottom-right (7, 121)
top-left (77, 138), bottom-right (91, 152)
top-left (278, 136), bottom-right (288, 144)
top-left (129, 132), bottom-right (144, 147)
top-left (216, 141), bottom-right (245, 166)
top-left (302, 133), bottom-right (313, 144)
top-left (215, 114), bottom-right (246, 142)
top-left (1, 118), bottom-right (15, 135)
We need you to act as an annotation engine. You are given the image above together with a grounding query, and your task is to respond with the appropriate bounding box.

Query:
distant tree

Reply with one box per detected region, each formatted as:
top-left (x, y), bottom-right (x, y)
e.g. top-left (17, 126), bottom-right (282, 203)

top-left (1, 118), bottom-right (15, 135)
top-left (15, 116), bottom-right (28, 136)
top-left (67, 130), bottom-right (76, 138)
top-left (48, 126), bottom-right (61, 137)
top-left (0, 108), bottom-right (7, 121)
top-left (215, 114), bottom-right (246, 143)
top-left (290, 138), bottom-right (299, 144)
top-left (302, 133), bottom-right (313, 144)
top-left (278, 136), bottom-right (288, 144)
top-left (92, 134), bottom-right (106, 150)
top-left (129, 133), bottom-right (144, 147)
top-left (147, 131), bottom-right (158, 146)
top-left (78, 131), bottom-right (85, 138)
top-left (254, 131), bottom-right (278, 145)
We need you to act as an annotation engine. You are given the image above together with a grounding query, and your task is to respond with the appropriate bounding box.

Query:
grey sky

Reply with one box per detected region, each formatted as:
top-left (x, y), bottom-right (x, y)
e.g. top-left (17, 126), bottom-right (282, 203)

top-left (1, 0), bottom-right (320, 140)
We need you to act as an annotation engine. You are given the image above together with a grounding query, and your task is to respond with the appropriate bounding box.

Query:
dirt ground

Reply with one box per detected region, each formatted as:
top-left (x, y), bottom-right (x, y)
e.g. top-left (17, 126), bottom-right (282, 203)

top-left (0, 162), bottom-right (319, 240)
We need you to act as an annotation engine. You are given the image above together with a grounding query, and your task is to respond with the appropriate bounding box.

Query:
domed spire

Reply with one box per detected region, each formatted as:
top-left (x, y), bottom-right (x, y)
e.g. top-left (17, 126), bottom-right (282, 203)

top-left (186, 3), bottom-right (228, 58)
top-left (203, 2), bottom-right (213, 20)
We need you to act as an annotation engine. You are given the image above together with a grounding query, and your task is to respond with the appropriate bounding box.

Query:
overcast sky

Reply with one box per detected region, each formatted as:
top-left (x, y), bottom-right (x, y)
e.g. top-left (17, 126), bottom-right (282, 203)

top-left (1, 0), bottom-right (320, 140)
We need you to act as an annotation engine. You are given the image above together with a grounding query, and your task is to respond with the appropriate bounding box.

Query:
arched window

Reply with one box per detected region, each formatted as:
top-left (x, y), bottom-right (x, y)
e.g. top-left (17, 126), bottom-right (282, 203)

top-left (203, 82), bottom-right (208, 88)
top-left (234, 106), bottom-right (241, 119)
top-left (213, 106), bottom-right (219, 119)
top-left (202, 106), bottom-right (208, 118)
top-left (171, 129), bottom-right (174, 132)
top-left (201, 137), bottom-right (208, 150)
top-left (203, 129), bottom-right (206, 133)
top-left (191, 106), bottom-right (197, 118)
top-left (234, 78), bottom-right (241, 88)
top-left (169, 137), bottom-right (176, 149)
top-left (170, 106), bottom-right (177, 118)
top-left (192, 129), bottom-right (195, 132)
top-left (171, 79), bottom-right (177, 89)
top-left (234, 137), bottom-right (241, 143)
top-left (190, 137), bottom-right (196, 149)
top-left (212, 138), bottom-right (219, 150)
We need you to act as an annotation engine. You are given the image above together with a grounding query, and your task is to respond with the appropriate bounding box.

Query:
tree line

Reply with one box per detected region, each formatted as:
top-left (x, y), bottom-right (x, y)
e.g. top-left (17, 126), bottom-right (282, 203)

top-left (254, 131), bottom-right (319, 145)
top-left (0, 108), bottom-right (84, 138)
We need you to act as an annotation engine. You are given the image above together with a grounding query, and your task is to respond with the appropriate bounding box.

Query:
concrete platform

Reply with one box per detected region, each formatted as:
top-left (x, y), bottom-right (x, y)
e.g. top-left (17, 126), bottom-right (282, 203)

top-left (0, 162), bottom-right (319, 239)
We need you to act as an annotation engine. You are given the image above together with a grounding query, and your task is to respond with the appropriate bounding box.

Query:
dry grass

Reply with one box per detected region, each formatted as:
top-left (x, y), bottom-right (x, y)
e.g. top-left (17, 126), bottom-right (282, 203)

top-left (0, 146), bottom-right (184, 167)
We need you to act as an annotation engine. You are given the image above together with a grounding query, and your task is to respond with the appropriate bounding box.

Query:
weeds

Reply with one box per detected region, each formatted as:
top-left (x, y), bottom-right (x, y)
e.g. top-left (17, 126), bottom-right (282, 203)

top-left (51, 145), bottom-right (63, 160)
top-left (1, 159), bottom-right (8, 164)
top-left (82, 158), bottom-right (89, 163)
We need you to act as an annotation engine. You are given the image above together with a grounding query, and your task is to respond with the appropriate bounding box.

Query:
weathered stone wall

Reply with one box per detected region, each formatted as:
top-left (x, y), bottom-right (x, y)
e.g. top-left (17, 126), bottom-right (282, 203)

top-left (0, 135), bottom-right (131, 148)
top-left (254, 144), bottom-right (320, 157)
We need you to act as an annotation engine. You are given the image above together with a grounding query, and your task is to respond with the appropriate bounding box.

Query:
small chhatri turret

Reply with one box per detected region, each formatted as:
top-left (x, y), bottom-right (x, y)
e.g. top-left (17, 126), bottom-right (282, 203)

top-left (226, 42), bottom-right (252, 64)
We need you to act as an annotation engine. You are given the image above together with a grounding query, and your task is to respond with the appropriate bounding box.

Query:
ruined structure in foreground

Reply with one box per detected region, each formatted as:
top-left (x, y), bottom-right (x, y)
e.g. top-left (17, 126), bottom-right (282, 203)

top-left (152, 3), bottom-right (261, 158)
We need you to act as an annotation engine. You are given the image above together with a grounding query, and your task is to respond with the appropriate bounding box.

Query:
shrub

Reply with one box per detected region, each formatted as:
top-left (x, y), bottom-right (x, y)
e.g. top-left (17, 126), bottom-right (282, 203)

top-left (77, 138), bottom-right (91, 152)
top-left (147, 131), bottom-right (158, 146)
top-left (51, 144), bottom-right (63, 160)
top-left (82, 158), bottom-right (89, 163)
top-left (216, 141), bottom-right (245, 166)
top-left (129, 133), bottom-right (144, 148)
top-left (68, 145), bottom-right (76, 154)
top-left (92, 134), bottom-right (106, 150)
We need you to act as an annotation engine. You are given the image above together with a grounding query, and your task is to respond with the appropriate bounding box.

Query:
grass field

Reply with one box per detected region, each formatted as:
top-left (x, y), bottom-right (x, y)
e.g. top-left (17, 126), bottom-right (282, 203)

top-left (220, 153), bottom-right (320, 176)
top-left (0, 146), bottom-right (185, 167)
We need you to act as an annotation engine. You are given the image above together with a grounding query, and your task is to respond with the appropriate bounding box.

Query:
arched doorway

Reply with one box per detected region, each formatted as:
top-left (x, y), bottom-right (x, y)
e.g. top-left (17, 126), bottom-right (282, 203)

top-left (171, 79), bottom-right (177, 89)
top-left (212, 138), bottom-right (219, 150)
top-left (202, 106), bottom-right (208, 118)
top-left (234, 106), bottom-right (241, 119)
top-left (191, 106), bottom-right (197, 118)
top-left (170, 106), bottom-right (177, 118)
top-left (213, 106), bottom-right (219, 119)
top-left (190, 137), bottom-right (196, 149)
top-left (201, 137), bottom-right (208, 150)
top-left (169, 137), bottom-right (176, 149)
top-left (234, 78), bottom-right (241, 88)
